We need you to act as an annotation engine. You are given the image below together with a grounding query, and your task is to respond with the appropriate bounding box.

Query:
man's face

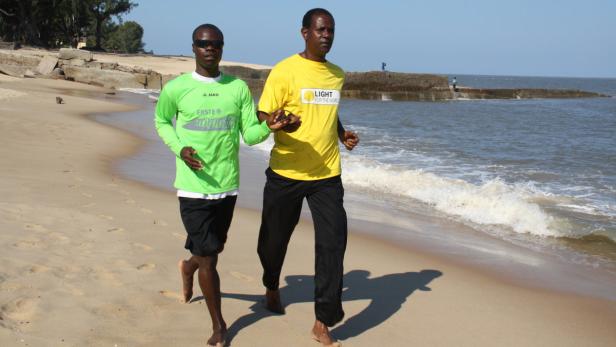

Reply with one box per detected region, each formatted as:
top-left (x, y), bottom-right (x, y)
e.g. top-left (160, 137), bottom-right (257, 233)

top-left (302, 13), bottom-right (335, 59)
top-left (192, 28), bottom-right (223, 70)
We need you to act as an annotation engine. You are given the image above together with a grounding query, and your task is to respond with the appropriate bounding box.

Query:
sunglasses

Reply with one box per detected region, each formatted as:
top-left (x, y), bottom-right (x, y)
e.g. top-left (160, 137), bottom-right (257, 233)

top-left (193, 39), bottom-right (224, 49)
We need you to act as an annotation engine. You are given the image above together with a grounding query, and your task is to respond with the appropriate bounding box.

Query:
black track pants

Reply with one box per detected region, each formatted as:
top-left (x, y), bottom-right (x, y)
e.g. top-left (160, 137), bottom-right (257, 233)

top-left (257, 168), bottom-right (347, 327)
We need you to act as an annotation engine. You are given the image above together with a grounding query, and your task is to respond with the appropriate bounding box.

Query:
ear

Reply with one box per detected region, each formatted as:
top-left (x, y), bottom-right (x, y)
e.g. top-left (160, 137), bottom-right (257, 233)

top-left (301, 27), bottom-right (308, 41)
top-left (192, 44), bottom-right (196, 55)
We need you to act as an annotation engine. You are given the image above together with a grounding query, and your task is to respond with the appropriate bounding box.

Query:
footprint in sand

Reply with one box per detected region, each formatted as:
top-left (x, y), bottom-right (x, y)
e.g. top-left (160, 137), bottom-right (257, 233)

top-left (13, 238), bottom-right (43, 249)
top-left (124, 199), bottom-right (136, 205)
top-left (49, 231), bottom-right (70, 244)
top-left (155, 220), bottom-right (169, 226)
top-left (0, 281), bottom-right (24, 292)
top-left (140, 208), bottom-right (153, 214)
top-left (106, 227), bottom-right (124, 234)
top-left (131, 243), bottom-right (153, 251)
top-left (23, 223), bottom-right (47, 233)
top-left (77, 242), bottom-right (93, 250)
top-left (230, 271), bottom-right (254, 282)
top-left (1, 297), bottom-right (39, 322)
top-left (1, 204), bottom-right (26, 215)
top-left (82, 202), bottom-right (96, 208)
top-left (98, 214), bottom-right (114, 220)
top-left (159, 290), bottom-right (183, 302)
top-left (137, 264), bottom-right (156, 271)
top-left (81, 192), bottom-right (93, 198)
top-left (29, 265), bottom-right (50, 274)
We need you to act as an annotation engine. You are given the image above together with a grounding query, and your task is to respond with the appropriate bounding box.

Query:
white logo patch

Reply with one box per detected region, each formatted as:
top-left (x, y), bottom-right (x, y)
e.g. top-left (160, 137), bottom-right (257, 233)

top-left (300, 89), bottom-right (340, 105)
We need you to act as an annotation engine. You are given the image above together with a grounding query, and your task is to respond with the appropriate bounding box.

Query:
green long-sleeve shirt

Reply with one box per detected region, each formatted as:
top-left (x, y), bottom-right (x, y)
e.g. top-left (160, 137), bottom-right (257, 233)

top-left (155, 72), bottom-right (270, 194)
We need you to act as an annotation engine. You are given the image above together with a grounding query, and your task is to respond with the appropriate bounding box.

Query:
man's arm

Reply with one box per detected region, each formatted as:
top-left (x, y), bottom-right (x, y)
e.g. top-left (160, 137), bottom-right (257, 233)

top-left (238, 85), bottom-right (292, 145)
top-left (154, 88), bottom-right (185, 156)
top-left (257, 64), bottom-right (302, 133)
top-left (154, 87), bottom-right (203, 170)
top-left (337, 118), bottom-right (359, 151)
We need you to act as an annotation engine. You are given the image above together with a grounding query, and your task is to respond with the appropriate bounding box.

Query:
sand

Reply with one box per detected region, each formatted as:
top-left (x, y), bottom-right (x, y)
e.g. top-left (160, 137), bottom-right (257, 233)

top-left (92, 52), bottom-right (272, 75)
top-left (1, 62), bottom-right (615, 346)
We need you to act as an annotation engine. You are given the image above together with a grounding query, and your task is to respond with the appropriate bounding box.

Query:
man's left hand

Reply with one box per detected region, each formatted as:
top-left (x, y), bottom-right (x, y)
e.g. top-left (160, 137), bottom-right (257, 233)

top-left (340, 131), bottom-right (359, 151)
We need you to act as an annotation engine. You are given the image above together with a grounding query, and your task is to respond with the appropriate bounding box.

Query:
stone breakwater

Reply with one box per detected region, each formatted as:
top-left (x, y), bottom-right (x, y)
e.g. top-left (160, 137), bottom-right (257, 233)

top-left (221, 68), bottom-right (607, 101)
top-left (0, 48), bottom-right (607, 101)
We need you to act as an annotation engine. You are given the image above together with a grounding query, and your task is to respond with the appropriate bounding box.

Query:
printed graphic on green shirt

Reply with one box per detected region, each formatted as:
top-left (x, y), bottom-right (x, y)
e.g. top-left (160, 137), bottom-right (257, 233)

top-left (183, 115), bottom-right (237, 131)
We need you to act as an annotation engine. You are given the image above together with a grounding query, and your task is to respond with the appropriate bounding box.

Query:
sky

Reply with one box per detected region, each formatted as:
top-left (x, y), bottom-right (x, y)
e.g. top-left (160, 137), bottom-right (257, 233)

top-left (122, 0), bottom-right (616, 78)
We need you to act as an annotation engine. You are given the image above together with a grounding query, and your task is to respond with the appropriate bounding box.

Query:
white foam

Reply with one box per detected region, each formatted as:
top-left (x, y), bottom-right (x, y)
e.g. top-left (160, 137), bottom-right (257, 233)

top-left (342, 156), bottom-right (565, 238)
top-left (118, 88), bottom-right (160, 101)
top-left (119, 87), bottom-right (160, 94)
top-left (245, 143), bottom-right (614, 241)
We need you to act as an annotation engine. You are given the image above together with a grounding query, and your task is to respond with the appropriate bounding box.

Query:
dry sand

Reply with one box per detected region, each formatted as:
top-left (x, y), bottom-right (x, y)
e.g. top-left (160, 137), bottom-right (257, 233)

top-left (1, 63), bottom-right (615, 346)
top-left (4, 48), bottom-right (272, 77)
top-left (92, 52), bottom-right (272, 76)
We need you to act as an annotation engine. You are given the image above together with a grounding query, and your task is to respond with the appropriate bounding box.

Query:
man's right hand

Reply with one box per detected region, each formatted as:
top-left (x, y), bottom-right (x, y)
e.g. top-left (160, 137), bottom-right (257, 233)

top-left (180, 146), bottom-right (203, 170)
top-left (265, 109), bottom-right (290, 131)
top-left (260, 109), bottom-right (302, 132)
top-left (281, 112), bottom-right (301, 133)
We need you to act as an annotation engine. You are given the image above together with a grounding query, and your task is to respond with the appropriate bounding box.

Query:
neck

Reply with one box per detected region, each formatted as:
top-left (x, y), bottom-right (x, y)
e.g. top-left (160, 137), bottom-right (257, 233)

top-left (300, 50), bottom-right (326, 63)
top-left (195, 66), bottom-right (220, 78)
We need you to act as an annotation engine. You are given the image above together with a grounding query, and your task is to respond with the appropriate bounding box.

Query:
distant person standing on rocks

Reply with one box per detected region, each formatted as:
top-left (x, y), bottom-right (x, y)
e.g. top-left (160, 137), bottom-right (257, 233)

top-left (154, 23), bottom-right (288, 347)
top-left (382, 62), bottom-right (386, 71)
top-left (452, 76), bottom-right (457, 91)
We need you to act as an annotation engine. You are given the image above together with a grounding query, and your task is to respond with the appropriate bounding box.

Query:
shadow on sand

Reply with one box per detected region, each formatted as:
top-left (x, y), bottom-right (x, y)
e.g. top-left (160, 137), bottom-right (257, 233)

top-left (209, 269), bottom-right (442, 345)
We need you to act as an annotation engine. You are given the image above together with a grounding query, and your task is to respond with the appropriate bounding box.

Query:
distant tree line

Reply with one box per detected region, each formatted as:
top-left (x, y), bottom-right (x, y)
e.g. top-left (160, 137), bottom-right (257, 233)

top-left (0, 0), bottom-right (147, 53)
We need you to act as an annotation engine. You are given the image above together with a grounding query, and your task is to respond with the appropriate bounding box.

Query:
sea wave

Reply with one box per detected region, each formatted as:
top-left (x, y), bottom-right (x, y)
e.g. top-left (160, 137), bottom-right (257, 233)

top-left (249, 140), bottom-right (616, 242)
top-left (119, 88), bottom-right (160, 101)
top-left (341, 155), bottom-right (566, 238)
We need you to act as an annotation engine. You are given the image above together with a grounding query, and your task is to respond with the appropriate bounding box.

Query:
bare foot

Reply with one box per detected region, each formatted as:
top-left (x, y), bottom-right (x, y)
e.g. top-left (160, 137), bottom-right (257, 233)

top-left (311, 320), bottom-right (341, 347)
top-left (264, 288), bottom-right (285, 314)
top-left (178, 259), bottom-right (196, 303)
top-left (207, 326), bottom-right (227, 347)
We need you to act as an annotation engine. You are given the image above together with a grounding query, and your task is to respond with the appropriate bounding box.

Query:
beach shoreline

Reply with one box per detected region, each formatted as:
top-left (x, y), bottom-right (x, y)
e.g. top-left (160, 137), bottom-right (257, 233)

top-left (99, 89), bottom-right (616, 303)
top-left (1, 74), bottom-right (615, 346)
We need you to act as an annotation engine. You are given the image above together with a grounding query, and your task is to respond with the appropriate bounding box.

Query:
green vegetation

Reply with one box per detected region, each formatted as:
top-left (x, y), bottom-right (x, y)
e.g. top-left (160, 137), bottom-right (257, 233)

top-left (98, 20), bottom-right (144, 53)
top-left (0, 0), bottom-right (145, 53)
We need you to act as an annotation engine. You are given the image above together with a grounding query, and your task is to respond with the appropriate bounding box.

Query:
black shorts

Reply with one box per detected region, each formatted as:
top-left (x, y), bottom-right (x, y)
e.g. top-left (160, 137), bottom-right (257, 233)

top-left (179, 195), bottom-right (237, 257)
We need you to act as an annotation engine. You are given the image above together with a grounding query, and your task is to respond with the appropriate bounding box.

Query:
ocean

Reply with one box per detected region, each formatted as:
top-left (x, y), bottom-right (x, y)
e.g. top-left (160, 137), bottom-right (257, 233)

top-left (94, 74), bottom-right (616, 300)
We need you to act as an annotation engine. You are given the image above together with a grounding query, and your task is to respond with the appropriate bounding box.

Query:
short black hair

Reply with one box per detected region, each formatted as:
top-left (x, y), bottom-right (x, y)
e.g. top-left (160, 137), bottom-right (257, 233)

top-left (192, 24), bottom-right (224, 42)
top-left (302, 8), bottom-right (334, 29)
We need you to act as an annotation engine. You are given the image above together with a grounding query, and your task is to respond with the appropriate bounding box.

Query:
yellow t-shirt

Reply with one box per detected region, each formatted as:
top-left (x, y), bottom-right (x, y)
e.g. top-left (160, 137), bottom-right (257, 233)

top-left (258, 54), bottom-right (345, 180)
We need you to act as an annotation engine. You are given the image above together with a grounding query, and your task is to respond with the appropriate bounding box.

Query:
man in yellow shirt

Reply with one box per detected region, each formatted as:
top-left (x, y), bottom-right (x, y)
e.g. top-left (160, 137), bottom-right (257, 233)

top-left (257, 8), bottom-right (359, 347)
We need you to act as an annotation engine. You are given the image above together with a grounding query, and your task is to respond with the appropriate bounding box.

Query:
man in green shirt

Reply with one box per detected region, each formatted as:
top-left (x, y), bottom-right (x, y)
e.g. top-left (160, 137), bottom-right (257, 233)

top-left (154, 24), bottom-right (287, 347)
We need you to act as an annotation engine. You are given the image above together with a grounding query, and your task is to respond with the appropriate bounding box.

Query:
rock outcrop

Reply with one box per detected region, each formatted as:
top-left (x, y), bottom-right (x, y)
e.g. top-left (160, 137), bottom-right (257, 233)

top-left (0, 49), bottom-right (163, 89)
top-left (0, 48), bottom-right (608, 101)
